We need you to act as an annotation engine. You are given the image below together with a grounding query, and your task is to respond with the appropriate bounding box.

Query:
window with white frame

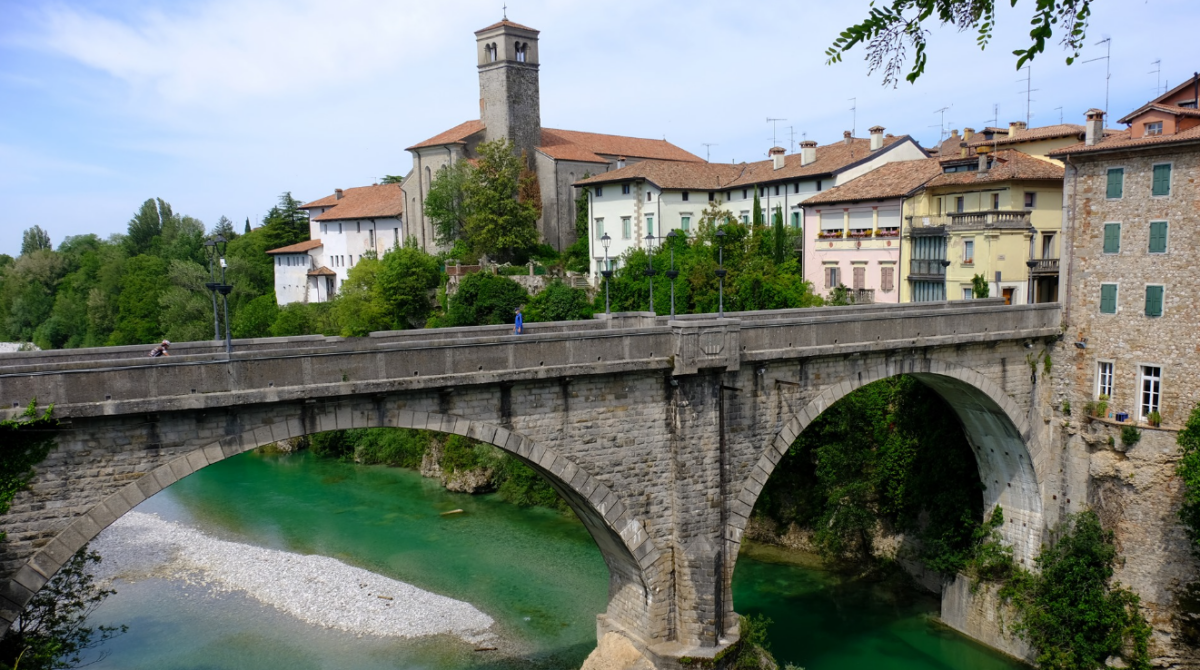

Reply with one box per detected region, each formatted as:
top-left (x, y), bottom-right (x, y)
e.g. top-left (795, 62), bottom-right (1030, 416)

top-left (1139, 366), bottom-right (1161, 419)
top-left (963, 288), bottom-right (974, 300)
top-left (1096, 361), bottom-right (1113, 399)
top-left (1145, 121), bottom-right (1163, 136)
top-left (594, 218), bottom-right (604, 239)
top-left (622, 217), bottom-right (631, 239)
top-left (963, 239), bottom-right (975, 265)
top-left (621, 183), bottom-right (631, 195)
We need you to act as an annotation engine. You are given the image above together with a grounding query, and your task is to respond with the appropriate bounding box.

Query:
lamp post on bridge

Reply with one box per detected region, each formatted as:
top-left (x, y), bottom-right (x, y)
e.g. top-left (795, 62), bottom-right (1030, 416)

top-left (643, 233), bottom-right (657, 314)
top-left (203, 238), bottom-right (222, 341)
top-left (715, 228), bottom-right (727, 318)
top-left (1025, 259), bottom-right (1038, 305)
top-left (600, 233), bottom-right (613, 315)
top-left (204, 235), bottom-right (234, 354)
top-left (666, 230), bottom-right (680, 319)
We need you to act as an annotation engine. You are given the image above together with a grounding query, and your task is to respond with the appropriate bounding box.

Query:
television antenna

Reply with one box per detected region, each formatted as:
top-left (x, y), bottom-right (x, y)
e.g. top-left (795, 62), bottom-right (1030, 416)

top-left (766, 117), bottom-right (787, 149)
top-left (786, 126), bottom-right (795, 153)
top-left (932, 106), bottom-right (951, 144)
top-left (1054, 106), bottom-right (1063, 124)
top-left (1082, 37), bottom-right (1112, 115)
top-left (1017, 66), bottom-right (1038, 125)
top-left (1149, 59), bottom-right (1163, 95)
top-left (848, 98), bottom-right (857, 137)
top-left (701, 143), bottom-right (718, 162)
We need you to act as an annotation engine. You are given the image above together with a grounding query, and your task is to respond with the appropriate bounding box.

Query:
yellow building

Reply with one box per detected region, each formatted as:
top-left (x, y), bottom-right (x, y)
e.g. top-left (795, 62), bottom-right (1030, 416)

top-left (899, 149), bottom-right (1064, 303)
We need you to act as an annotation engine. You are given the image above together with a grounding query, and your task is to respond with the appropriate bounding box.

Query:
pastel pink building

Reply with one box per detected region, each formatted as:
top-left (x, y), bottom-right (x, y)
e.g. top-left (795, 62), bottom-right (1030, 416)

top-left (802, 158), bottom-right (941, 303)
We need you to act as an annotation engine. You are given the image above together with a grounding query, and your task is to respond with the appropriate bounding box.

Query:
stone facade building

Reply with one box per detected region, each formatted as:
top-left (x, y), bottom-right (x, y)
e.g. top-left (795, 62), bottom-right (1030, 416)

top-left (400, 19), bottom-right (702, 254)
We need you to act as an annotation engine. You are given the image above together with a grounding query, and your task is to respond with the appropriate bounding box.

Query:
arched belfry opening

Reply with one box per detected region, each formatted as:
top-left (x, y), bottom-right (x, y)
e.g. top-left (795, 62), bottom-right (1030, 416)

top-left (474, 18), bottom-right (541, 161)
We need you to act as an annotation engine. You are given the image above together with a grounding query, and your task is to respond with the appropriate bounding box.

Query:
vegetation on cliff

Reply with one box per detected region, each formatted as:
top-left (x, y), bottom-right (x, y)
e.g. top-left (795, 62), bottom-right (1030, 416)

top-left (1, 402), bottom-right (57, 543)
top-left (1177, 401), bottom-right (1200, 557)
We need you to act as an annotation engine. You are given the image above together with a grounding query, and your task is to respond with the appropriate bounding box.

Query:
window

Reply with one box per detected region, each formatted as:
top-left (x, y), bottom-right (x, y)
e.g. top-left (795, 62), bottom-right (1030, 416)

top-left (759, 186), bottom-right (766, 197)
top-left (621, 183), bottom-right (631, 195)
top-left (622, 217), bottom-right (631, 239)
top-left (825, 266), bottom-right (840, 289)
top-left (774, 185), bottom-right (780, 196)
top-left (646, 192), bottom-right (652, 202)
top-left (790, 212), bottom-right (801, 228)
top-left (1152, 164), bottom-right (1171, 196)
top-left (1145, 121), bottom-right (1163, 136)
top-left (708, 192), bottom-right (715, 202)
top-left (955, 196), bottom-right (964, 213)
top-left (1144, 285), bottom-right (1164, 317)
top-left (936, 198), bottom-right (943, 216)
top-left (742, 189), bottom-right (748, 199)
top-left (277, 257), bottom-right (281, 267)
top-left (682, 192), bottom-right (689, 201)
top-left (595, 218), bottom-right (605, 238)
top-left (646, 216), bottom-right (654, 237)
top-left (740, 213), bottom-right (750, 224)
top-left (595, 186), bottom-right (603, 197)
top-left (852, 266), bottom-right (865, 290)
top-left (1100, 284), bottom-right (1118, 314)
top-left (1148, 221), bottom-right (1168, 253)
top-left (321, 222), bottom-right (327, 234)
top-left (1139, 366), bottom-right (1161, 420)
top-left (1097, 361), bottom-right (1114, 399)
top-left (1024, 192), bottom-right (1036, 208)
top-left (681, 216), bottom-right (691, 232)
top-left (1106, 168), bottom-right (1124, 198)
top-left (794, 183), bottom-right (800, 194)
top-left (963, 239), bottom-right (974, 265)
top-left (880, 266), bottom-right (894, 292)
top-left (992, 193), bottom-right (1000, 209)
top-left (963, 288), bottom-right (974, 300)
top-left (1103, 223), bottom-right (1121, 254)
top-left (356, 222), bottom-right (361, 233)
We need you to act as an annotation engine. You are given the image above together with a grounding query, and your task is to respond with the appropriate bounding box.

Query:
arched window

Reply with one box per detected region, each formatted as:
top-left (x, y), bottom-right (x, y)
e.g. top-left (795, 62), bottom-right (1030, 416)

top-left (515, 42), bottom-right (526, 63)
top-left (425, 166), bottom-right (431, 186)
top-left (487, 43), bottom-right (498, 62)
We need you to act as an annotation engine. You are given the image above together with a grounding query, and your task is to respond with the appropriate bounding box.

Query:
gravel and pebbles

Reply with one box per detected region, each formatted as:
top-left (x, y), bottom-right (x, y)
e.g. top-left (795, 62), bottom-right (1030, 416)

top-left (90, 512), bottom-right (496, 644)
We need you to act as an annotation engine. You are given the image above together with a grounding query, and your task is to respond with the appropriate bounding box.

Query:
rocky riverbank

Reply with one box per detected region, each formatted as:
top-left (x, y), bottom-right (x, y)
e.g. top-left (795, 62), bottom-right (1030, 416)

top-left (90, 512), bottom-right (496, 643)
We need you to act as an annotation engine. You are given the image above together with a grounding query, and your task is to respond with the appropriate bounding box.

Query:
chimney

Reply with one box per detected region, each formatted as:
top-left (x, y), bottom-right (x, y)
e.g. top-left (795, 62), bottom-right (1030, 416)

top-left (960, 142), bottom-right (969, 158)
top-left (617, 156), bottom-right (626, 169)
top-left (963, 127), bottom-right (975, 142)
top-left (1008, 121), bottom-right (1026, 136)
top-left (976, 145), bottom-right (992, 172)
top-left (769, 146), bottom-right (786, 170)
top-left (843, 130), bottom-right (853, 146)
top-left (1085, 109), bottom-right (1105, 146)
top-left (869, 125), bottom-right (884, 151)
top-left (334, 188), bottom-right (344, 200)
top-left (800, 140), bottom-right (817, 166)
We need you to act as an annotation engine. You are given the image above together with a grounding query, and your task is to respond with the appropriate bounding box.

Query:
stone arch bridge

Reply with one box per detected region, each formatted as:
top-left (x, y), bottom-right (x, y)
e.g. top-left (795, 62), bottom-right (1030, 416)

top-left (0, 300), bottom-right (1061, 666)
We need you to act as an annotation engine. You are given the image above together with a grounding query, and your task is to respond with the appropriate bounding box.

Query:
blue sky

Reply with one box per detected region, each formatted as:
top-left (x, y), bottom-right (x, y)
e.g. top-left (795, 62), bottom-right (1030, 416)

top-left (1, 0), bottom-right (1196, 256)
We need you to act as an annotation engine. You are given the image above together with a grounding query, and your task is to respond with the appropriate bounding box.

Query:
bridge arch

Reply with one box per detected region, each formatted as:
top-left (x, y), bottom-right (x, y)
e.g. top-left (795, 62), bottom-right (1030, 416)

top-left (731, 357), bottom-right (1046, 568)
top-left (2, 403), bottom-right (664, 638)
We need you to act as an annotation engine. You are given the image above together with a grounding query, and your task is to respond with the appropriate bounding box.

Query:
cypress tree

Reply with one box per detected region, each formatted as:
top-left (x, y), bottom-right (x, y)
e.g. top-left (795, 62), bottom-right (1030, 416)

top-left (773, 205), bottom-right (785, 264)
top-left (752, 189), bottom-right (763, 228)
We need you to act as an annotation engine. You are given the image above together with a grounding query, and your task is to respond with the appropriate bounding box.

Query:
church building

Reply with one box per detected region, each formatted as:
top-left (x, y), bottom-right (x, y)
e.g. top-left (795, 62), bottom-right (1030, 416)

top-left (401, 18), bottom-right (703, 253)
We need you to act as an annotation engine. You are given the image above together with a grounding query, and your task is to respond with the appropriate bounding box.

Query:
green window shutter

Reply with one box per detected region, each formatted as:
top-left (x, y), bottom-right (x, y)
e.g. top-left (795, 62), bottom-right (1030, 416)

top-left (1103, 223), bottom-right (1121, 253)
top-left (1152, 164), bottom-right (1171, 196)
top-left (681, 216), bottom-right (690, 231)
top-left (1106, 168), bottom-right (1123, 198)
top-left (1148, 221), bottom-right (1168, 253)
top-left (1100, 284), bottom-right (1117, 314)
top-left (1144, 285), bottom-right (1163, 317)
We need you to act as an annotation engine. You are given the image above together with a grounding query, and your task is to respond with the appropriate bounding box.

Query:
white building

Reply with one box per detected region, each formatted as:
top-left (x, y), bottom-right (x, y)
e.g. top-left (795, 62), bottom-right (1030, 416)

top-left (267, 183), bottom-right (406, 305)
top-left (576, 128), bottom-right (929, 278)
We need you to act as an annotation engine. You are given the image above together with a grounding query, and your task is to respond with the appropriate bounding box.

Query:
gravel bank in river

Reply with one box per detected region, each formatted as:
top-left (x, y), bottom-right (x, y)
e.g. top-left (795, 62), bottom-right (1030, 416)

top-left (90, 512), bottom-right (496, 643)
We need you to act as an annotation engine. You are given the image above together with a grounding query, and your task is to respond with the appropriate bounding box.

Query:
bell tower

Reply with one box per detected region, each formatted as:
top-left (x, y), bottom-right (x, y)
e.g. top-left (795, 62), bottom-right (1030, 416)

top-left (475, 18), bottom-right (541, 161)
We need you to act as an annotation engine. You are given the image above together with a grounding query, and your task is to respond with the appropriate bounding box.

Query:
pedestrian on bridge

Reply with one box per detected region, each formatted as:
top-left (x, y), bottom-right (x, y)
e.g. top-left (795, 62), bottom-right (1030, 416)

top-left (149, 340), bottom-right (171, 357)
top-left (514, 306), bottom-right (524, 335)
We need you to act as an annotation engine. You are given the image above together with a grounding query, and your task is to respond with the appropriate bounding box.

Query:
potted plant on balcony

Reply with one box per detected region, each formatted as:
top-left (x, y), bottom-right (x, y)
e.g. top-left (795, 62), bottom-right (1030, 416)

top-left (1095, 394), bottom-right (1109, 419)
top-left (1147, 410), bottom-right (1162, 427)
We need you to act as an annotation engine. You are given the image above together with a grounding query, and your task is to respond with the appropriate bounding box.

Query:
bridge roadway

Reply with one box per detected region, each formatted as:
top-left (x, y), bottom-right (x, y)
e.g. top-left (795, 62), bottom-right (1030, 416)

top-left (0, 299), bottom-right (1061, 668)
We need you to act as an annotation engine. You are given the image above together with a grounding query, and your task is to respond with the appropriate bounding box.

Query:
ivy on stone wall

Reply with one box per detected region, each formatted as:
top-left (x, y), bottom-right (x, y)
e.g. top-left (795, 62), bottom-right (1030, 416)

top-left (0, 402), bottom-right (57, 543)
top-left (1177, 402), bottom-right (1200, 556)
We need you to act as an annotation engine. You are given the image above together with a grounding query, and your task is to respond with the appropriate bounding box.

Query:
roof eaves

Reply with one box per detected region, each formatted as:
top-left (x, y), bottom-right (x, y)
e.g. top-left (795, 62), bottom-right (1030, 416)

top-left (829, 135), bottom-right (922, 175)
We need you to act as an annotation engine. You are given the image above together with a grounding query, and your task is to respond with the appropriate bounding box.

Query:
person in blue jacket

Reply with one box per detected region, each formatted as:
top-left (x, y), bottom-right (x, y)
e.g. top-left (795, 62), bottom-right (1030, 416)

top-left (514, 306), bottom-right (524, 334)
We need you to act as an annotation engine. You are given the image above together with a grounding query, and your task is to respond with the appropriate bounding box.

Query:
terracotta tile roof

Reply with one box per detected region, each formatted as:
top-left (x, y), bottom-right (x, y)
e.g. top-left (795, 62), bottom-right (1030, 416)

top-left (965, 123), bottom-right (1092, 147)
top-left (475, 19), bottom-right (538, 34)
top-left (301, 184), bottom-right (405, 222)
top-left (266, 239), bottom-right (323, 255)
top-left (538, 128), bottom-right (703, 164)
top-left (1048, 125), bottom-right (1200, 156)
top-left (307, 266), bottom-right (336, 277)
top-left (801, 158), bottom-right (943, 205)
top-left (925, 149), bottom-right (1064, 187)
top-left (574, 161), bottom-right (747, 190)
top-left (724, 135), bottom-right (914, 186)
top-left (1116, 103), bottom-right (1200, 124)
top-left (575, 135), bottom-right (919, 190)
top-left (406, 120), bottom-right (486, 151)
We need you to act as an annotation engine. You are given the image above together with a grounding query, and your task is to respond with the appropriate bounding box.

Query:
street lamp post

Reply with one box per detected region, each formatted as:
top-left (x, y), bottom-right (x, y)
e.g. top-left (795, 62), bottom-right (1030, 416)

top-left (715, 229), bottom-right (727, 318)
top-left (666, 230), bottom-right (679, 319)
top-left (203, 239), bottom-right (220, 341)
top-left (600, 233), bottom-right (613, 315)
top-left (205, 235), bottom-right (234, 354)
top-left (644, 233), bottom-right (656, 314)
top-left (1025, 259), bottom-right (1038, 305)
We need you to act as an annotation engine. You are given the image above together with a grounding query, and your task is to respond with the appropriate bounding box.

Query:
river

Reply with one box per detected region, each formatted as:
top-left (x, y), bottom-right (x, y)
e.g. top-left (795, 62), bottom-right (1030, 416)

top-left (82, 450), bottom-right (1026, 670)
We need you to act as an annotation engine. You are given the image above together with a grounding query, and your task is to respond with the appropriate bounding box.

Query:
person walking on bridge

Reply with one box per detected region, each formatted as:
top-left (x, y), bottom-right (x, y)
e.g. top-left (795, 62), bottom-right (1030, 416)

top-left (514, 306), bottom-right (524, 335)
top-left (149, 340), bottom-right (171, 357)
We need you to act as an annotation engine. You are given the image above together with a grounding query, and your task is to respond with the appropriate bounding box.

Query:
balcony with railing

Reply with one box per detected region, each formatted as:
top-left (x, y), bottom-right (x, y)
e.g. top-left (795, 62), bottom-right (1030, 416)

top-left (909, 258), bottom-right (947, 280)
top-left (850, 288), bottom-right (875, 305)
top-left (908, 210), bottom-right (1033, 230)
top-left (1030, 258), bottom-right (1060, 276)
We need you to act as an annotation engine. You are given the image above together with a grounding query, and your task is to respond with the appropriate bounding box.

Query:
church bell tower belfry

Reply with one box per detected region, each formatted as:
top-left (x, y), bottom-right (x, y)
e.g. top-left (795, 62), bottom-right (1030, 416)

top-left (475, 18), bottom-right (542, 162)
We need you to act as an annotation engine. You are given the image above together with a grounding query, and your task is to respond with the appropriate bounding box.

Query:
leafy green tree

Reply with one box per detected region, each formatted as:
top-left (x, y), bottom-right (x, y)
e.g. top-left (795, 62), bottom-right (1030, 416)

top-left (464, 138), bottom-right (540, 261)
top-left (270, 303), bottom-right (329, 337)
top-left (244, 217), bottom-right (251, 234)
top-left (424, 160), bottom-right (475, 247)
top-left (380, 175), bottom-right (404, 184)
top-left (20, 226), bottom-right (52, 257)
top-left (440, 272), bottom-right (528, 328)
top-left (158, 260), bottom-right (216, 343)
top-left (971, 273), bottom-right (990, 298)
top-left (261, 192), bottom-right (309, 242)
top-left (375, 238), bottom-right (441, 329)
top-left (232, 294), bottom-right (279, 339)
top-left (107, 254), bottom-right (168, 345)
top-left (124, 198), bottom-right (172, 257)
top-left (828, 0), bottom-right (1094, 86)
top-left (526, 280), bottom-right (594, 323)
top-left (211, 216), bottom-right (238, 240)
top-left (0, 547), bottom-right (126, 670)
top-left (1000, 511), bottom-right (1151, 670)
top-left (329, 255), bottom-right (393, 336)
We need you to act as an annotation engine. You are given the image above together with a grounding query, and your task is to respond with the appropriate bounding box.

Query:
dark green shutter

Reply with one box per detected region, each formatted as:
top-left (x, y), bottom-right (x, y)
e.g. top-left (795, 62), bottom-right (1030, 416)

top-left (1106, 168), bottom-right (1123, 198)
top-left (1103, 223), bottom-right (1121, 253)
top-left (1144, 285), bottom-right (1163, 317)
top-left (1152, 164), bottom-right (1171, 196)
top-left (1100, 284), bottom-right (1117, 314)
top-left (1148, 221), bottom-right (1168, 253)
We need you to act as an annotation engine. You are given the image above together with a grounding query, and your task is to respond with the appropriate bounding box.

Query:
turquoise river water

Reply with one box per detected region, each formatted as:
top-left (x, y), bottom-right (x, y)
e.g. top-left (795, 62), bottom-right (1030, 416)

top-left (84, 451), bottom-right (1026, 670)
